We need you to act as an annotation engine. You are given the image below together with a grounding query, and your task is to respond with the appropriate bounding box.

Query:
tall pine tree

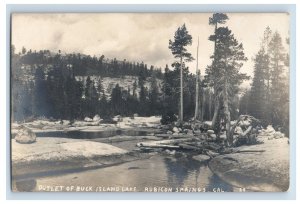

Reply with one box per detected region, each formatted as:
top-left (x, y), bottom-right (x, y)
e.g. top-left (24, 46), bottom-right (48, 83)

top-left (169, 24), bottom-right (194, 123)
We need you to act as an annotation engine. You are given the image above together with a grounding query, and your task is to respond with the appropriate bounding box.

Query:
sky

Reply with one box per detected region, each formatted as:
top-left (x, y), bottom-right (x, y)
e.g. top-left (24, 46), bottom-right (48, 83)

top-left (12, 13), bottom-right (289, 86)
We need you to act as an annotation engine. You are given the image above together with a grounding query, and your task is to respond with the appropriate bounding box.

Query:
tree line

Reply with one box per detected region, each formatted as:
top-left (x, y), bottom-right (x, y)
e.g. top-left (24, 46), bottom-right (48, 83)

top-left (11, 13), bottom-right (289, 141)
top-left (12, 47), bottom-right (163, 78)
top-left (240, 27), bottom-right (289, 136)
top-left (168, 13), bottom-right (289, 144)
top-left (11, 49), bottom-right (163, 122)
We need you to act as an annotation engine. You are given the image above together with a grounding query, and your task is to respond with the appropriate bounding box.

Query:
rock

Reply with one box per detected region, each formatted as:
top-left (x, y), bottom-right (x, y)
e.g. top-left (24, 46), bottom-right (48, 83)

top-left (265, 125), bottom-right (276, 134)
top-left (194, 130), bottom-right (202, 136)
top-left (192, 154), bottom-right (211, 163)
top-left (84, 117), bottom-right (93, 122)
top-left (11, 127), bottom-right (20, 138)
top-left (220, 134), bottom-right (227, 140)
top-left (235, 126), bottom-right (243, 135)
top-left (239, 119), bottom-right (251, 128)
top-left (174, 121), bottom-right (181, 127)
top-left (160, 125), bottom-right (170, 130)
top-left (93, 114), bottom-right (101, 122)
top-left (208, 134), bottom-right (217, 140)
top-left (199, 134), bottom-right (207, 140)
top-left (167, 130), bottom-right (173, 134)
top-left (62, 120), bottom-right (70, 125)
top-left (185, 129), bottom-right (194, 135)
top-left (165, 149), bottom-right (176, 155)
top-left (207, 130), bottom-right (214, 135)
top-left (15, 126), bottom-right (36, 144)
top-left (186, 130), bottom-right (194, 135)
top-left (191, 122), bottom-right (202, 130)
top-left (133, 113), bottom-right (139, 117)
top-left (113, 115), bottom-right (123, 122)
top-left (248, 134), bottom-right (257, 144)
top-left (173, 127), bottom-right (180, 133)
top-left (204, 121), bottom-right (212, 126)
top-left (274, 131), bottom-right (284, 139)
top-left (172, 132), bottom-right (179, 136)
top-left (183, 122), bottom-right (191, 129)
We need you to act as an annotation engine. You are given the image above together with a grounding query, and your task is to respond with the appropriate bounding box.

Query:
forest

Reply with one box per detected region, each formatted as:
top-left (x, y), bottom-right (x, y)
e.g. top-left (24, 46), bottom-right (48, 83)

top-left (11, 13), bottom-right (289, 140)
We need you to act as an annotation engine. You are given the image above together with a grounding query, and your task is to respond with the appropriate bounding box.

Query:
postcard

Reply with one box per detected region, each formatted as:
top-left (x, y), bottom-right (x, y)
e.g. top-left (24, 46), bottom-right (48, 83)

top-left (10, 13), bottom-right (290, 192)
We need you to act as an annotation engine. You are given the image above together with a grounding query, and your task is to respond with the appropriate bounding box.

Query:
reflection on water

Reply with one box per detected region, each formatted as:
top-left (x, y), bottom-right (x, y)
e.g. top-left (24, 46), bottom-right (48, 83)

top-left (164, 156), bottom-right (233, 192)
top-left (164, 156), bottom-right (202, 187)
top-left (13, 155), bottom-right (236, 192)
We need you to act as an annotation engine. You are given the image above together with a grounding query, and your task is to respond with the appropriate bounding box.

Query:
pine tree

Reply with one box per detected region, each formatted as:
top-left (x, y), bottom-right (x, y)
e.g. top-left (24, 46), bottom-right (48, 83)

top-left (248, 48), bottom-right (269, 121)
top-left (207, 13), bottom-right (229, 128)
top-left (169, 24), bottom-right (194, 122)
top-left (33, 66), bottom-right (49, 117)
top-left (213, 26), bottom-right (248, 144)
top-left (111, 84), bottom-right (123, 115)
top-left (149, 76), bottom-right (160, 115)
top-left (97, 77), bottom-right (105, 99)
top-left (268, 31), bottom-right (287, 127)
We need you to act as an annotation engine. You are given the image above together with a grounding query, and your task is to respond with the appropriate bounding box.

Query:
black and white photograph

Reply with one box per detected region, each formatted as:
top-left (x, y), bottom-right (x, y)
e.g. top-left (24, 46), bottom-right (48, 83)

top-left (10, 12), bottom-right (290, 192)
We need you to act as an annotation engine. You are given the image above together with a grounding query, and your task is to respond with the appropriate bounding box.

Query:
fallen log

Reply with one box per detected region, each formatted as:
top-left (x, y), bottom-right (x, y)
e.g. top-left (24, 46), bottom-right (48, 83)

top-left (206, 150), bottom-right (220, 157)
top-left (203, 149), bottom-right (214, 158)
top-left (205, 143), bottom-right (221, 151)
top-left (155, 134), bottom-right (172, 138)
top-left (178, 143), bottom-right (202, 151)
top-left (137, 143), bottom-right (180, 149)
top-left (137, 138), bottom-right (195, 147)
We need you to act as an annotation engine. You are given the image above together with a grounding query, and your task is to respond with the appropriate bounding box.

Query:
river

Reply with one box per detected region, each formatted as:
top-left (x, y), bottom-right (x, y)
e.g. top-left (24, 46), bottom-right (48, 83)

top-left (13, 129), bottom-right (239, 192)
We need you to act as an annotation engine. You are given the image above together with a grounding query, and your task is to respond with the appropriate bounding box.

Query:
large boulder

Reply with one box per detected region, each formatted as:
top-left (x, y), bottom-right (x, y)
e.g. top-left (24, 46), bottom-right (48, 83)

top-left (274, 131), bottom-right (285, 139)
top-left (207, 129), bottom-right (214, 135)
top-left (93, 114), bottom-right (101, 122)
top-left (84, 117), bottom-right (93, 122)
top-left (183, 122), bottom-right (192, 129)
top-left (62, 120), bottom-right (70, 126)
top-left (208, 134), bottom-right (217, 141)
top-left (265, 125), bottom-right (276, 134)
top-left (172, 127), bottom-right (180, 133)
top-left (15, 126), bottom-right (36, 144)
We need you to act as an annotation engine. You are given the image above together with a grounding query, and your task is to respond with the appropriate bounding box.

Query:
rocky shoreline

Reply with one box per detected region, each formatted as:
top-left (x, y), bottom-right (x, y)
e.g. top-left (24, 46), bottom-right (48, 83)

top-left (208, 136), bottom-right (289, 192)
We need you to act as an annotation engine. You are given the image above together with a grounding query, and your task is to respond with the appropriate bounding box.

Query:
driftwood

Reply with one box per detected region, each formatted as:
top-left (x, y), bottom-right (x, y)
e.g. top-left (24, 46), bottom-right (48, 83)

top-left (137, 143), bottom-right (180, 149)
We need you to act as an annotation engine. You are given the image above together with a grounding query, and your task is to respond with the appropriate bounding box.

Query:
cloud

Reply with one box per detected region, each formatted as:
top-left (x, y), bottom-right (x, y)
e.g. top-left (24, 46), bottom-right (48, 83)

top-left (12, 13), bottom-right (289, 77)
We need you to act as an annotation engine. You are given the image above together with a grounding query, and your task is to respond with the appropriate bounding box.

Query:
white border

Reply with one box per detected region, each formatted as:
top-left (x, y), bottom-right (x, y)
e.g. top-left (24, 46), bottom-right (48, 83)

top-left (1, 0), bottom-right (299, 203)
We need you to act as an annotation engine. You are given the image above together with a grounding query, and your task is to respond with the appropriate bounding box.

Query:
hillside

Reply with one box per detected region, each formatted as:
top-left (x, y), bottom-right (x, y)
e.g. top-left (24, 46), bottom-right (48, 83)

top-left (75, 75), bottom-right (163, 99)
